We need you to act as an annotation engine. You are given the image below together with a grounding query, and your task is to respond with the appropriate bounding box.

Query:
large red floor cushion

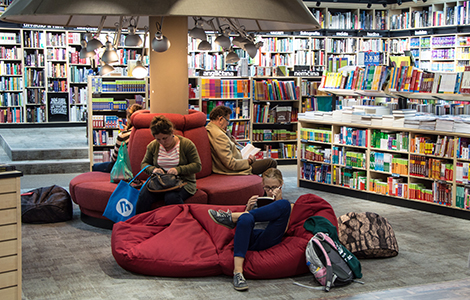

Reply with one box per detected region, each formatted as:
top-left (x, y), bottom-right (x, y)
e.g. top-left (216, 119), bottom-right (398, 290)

top-left (111, 193), bottom-right (337, 278)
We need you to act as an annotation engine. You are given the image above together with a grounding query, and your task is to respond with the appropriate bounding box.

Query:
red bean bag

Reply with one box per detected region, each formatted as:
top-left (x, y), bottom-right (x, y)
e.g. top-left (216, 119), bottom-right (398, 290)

top-left (111, 193), bottom-right (337, 279)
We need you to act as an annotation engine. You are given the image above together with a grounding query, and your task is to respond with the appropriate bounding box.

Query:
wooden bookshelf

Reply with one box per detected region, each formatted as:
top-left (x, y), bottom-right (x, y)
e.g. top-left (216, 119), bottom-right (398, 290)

top-left (298, 118), bottom-right (470, 218)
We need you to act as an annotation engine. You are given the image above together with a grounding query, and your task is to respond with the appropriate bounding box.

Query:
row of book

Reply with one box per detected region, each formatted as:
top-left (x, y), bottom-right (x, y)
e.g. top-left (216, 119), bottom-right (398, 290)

top-left (334, 126), bottom-right (368, 147)
top-left (24, 31), bottom-right (45, 48)
top-left (371, 177), bottom-right (408, 198)
top-left (0, 46), bottom-right (20, 59)
top-left (24, 50), bottom-right (45, 67)
top-left (409, 155), bottom-right (454, 182)
top-left (300, 127), bottom-right (332, 143)
top-left (455, 186), bottom-right (470, 209)
top-left (253, 79), bottom-right (298, 101)
top-left (26, 88), bottom-right (44, 104)
top-left (410, 182), bottom-right (452, 206)
top-left (45, 32), bottom-right (67, 47)
top-left (70, 105), bottom-right (86, 122)
top-left (90, 78), bottom-right (147, 93)
top-left (91, 115), bottom-right (121, 128)
top-left (370, 130), bottom-right (409, 152)
top-left (227, 121), bottom-right (249, 140)
top-left (0, 107), bottom-right (22, 123)
top-left (301, 162), bottom-right (332, 185)
top-left (321, 65), bottom-right (388, 91)
top-left (458, 137), bottom-right (470, 159)
top-left (187, 52), bottom-right (225, 70)
top-left (46, 62), bottom-right (67, 78)
top-left (46, 48), bottom-right (66, 61)
top-left (48, 80), bottom-right (68, 92)
top-left (92, 150), bottom-right (113, 164)
top-left (410, 135), bottom-right (455, 158)
top-left (252, 129), bottom-right (296, 142)
top-left (68, 49), bottom-right (89, 65)
top-left (25, 106), bottom-right (45, 123)
top-left (200, 79), bottom-right (250, 99)
top-left (0, 76), bottom-right (23, 91)
top-left (70, 66), bottom-right (91, 83)
top-left (1, 92), bottom-right (23, 107)
top-left (91, 98), bottom-right (127, 111)
top-left (25, 68), bottom-right (44, 87)
top-left (370, 151), bottom-right (408, 175)
top-left (301, 96), bottom-right (333, 113)
top-left (301, 145), bottom-right (331, 163)
top-left (69, 86), bottom-right (87, 105)
top-left (0, 61), bottom-right (21, 75)
top-left (252, 104), bottom-right (296, 123)
top-left (201, 100), bottom-right (248, 120)
top-left (456, 162), bottom-right (470, 185)
top-left (92, 129), bottom-right (119, 146)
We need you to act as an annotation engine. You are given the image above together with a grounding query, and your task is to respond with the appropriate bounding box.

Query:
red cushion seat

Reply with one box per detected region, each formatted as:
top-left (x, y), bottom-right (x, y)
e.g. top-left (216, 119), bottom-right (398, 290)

top-left (111, 193), bottom-right (337, 278)
top-left (69, 110), bottom-right (263, 227)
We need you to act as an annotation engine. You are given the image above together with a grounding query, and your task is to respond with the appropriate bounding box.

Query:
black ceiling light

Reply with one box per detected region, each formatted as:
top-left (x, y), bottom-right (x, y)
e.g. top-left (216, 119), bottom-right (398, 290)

top-left (382, 3), bottom-right (387, 7)
top-left (397, 0), bottom-right (402, 5)
top-left (316, 1), bottom-right (321, 6)
top-left (367, 2), bottom-right (372, 8)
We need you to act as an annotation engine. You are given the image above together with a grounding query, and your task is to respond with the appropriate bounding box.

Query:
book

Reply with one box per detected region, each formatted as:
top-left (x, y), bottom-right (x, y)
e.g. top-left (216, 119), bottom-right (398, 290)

top-left (257, 196), bottom-right (275, 207)
top-left (240, 143), bottom-right (261, 159)
top-left (460, 65), bottom-right (470, 94)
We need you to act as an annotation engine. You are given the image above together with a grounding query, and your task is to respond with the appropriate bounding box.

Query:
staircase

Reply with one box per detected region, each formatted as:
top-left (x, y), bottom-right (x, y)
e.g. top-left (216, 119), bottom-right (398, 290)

top-left (0, 127), bottom-right (90, 175)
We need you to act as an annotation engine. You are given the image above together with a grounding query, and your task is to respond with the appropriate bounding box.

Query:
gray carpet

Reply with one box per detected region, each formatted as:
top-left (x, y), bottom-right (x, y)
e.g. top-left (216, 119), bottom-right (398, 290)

top-left (19, 166), bottom-right (470, 300)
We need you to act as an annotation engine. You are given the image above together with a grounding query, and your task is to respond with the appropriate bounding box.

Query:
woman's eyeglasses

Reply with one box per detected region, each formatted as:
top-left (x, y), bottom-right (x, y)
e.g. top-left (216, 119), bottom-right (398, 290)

top-left (263, 186), bottom-right (281, 192)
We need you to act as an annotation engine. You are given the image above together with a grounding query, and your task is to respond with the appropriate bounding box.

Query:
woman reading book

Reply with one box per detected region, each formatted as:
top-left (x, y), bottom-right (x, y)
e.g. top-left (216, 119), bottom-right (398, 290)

top-left (206, 105), bottom-right (276, 175)
top-left (208, 168), bottom-right (293, 291)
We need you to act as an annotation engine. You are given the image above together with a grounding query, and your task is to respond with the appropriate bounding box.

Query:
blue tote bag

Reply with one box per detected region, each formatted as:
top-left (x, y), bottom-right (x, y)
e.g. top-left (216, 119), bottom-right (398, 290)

top-left (103, 166), bottom-right (150, 223)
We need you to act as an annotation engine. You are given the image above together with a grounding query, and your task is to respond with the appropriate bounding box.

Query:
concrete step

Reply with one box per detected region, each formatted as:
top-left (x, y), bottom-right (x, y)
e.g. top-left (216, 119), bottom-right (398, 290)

top-left (8, 147), bottom-right (89, 161)
top-left (12, 158), bottom-right (90, 175)
top-left (0, 126), bottom-right (90, 175)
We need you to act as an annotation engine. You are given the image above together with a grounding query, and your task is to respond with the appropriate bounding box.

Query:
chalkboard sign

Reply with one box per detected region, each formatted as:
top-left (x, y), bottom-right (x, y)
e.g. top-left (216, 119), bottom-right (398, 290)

top-left (47, 94), bottom-right (69, 122)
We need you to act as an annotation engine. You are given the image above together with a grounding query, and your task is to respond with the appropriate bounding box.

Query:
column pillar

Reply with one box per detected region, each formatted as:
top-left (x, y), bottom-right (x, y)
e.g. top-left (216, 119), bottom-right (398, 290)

top-left (149, 16), bottom-right (188, 114)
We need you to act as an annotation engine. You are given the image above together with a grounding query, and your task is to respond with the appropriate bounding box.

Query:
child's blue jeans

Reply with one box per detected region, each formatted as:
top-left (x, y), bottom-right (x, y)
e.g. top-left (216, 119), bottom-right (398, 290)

top-left (233, 199), bottom-right (291, 258)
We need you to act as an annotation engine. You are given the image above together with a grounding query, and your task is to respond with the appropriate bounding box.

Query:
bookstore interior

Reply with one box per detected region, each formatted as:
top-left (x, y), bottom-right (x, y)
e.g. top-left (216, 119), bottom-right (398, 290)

top-left (2, 0), bottom-right (470, 218)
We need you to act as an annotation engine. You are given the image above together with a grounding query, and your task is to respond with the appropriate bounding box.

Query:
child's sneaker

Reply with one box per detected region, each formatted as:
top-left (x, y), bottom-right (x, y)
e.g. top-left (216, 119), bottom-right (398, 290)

top-left (233, 272), bottom-right (248, 291)
top-left (208, 209), bottom-right (236, 229)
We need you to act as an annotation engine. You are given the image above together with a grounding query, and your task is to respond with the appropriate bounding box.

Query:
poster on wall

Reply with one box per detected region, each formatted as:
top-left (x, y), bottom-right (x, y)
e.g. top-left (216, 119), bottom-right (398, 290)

top-left (47, 94), bottom-right (69, 122)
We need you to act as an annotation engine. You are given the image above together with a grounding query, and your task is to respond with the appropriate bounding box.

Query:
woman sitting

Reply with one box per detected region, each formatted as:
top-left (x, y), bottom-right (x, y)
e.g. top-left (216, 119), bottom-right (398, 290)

top-left (208, 168), bottom-right (293, 291)
top-left (136, 115), bottom-right (202, 214)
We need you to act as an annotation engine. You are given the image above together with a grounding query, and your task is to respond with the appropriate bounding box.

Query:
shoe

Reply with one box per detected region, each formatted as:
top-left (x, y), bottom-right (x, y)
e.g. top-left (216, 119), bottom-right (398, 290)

top-left (208, 209), bottom-right (236, 229)
top-left (233, 272), bottom-right (248, 291)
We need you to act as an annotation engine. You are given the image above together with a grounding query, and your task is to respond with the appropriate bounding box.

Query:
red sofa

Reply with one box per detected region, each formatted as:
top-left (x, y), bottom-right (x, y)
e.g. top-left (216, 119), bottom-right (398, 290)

top-left (69, 110), bottom-right (264, 228)
top-left (111, 193), bottom-right (338, 278)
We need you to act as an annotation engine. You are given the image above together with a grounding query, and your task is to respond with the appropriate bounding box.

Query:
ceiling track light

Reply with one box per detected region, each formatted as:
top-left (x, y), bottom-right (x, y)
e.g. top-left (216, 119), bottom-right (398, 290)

top-left (125, 16), bottom-right (142, 47)
top-left (132, 25), bottom-right (149, 79)
top-left (101, 17), bottom-right (123, 64)
top-left (79, 38), bottom-right (95, 59)
top-left (152, 17), bottom-right (171, 52)
top-left (382, 3), bottom-right (387, 8)
top-left (86, 16), bottom-right (106, 52)
top-left (189, 17), bottom-right (207, 40)
top-left (397, 0), bottom-right (402, 5)
top-left (99, 61), bottom-right (114, 76)
top-left (226, 48), bottom-right (240, 64)
top-left (367, 2), bottom-right (372, 9)
top-left (316, 1), bottom-right (321, 7)
top-left (214, 18), bottom-right (231, 50)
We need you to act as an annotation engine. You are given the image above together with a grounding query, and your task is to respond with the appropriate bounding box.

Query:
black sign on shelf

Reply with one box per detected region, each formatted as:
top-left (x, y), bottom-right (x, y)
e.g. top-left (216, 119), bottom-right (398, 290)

top-left (198, 70), bottom-right (237, 77)
top-left (47, 94), bottom-right (69, 122)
